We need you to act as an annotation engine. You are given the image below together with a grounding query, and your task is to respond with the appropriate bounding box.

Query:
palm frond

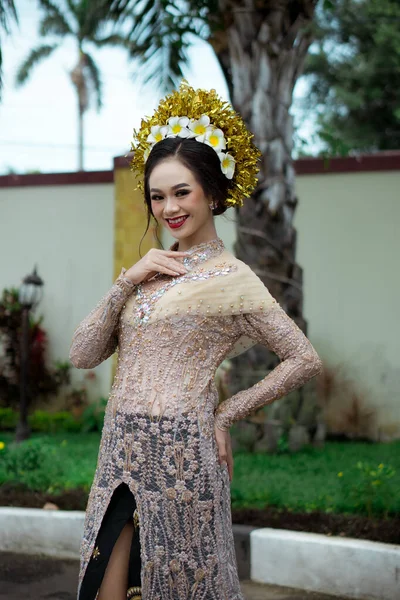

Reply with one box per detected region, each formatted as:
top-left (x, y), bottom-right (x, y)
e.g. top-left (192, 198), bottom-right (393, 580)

top-left (92, 33), bottom-right (134, 49)
top-left (120, 1), bottom-right (206, 92)
top-left (76, 0), bottom-right (118, 40)
top-left (16, 44), bottom-right (58, 86)
top-left (0, 0), bottom-right (18, 100)
top-left (39, 13), bottom-right (73, 37)
top-left (65, 0), bottom-right (77, 12)
top-left (37, 0), bottom-right (66, 15)
top-left (37, 0), bottom-right (74, 35)
top-left (0, 0), bottom-right (18, 32)
top-left (84, 51), bottom-right (102, 110)
top-left (135, 32), bottom-right (190, 91)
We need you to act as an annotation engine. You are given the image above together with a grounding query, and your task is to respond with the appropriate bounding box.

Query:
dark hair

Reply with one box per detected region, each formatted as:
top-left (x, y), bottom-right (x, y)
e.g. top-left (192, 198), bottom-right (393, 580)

top-left (139, 137), bottom-right (232, 254)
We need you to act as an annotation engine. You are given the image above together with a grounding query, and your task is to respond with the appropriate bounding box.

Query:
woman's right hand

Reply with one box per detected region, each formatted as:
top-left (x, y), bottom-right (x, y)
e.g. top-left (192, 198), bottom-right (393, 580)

top-left (124, 248), bottom-right (190, 285)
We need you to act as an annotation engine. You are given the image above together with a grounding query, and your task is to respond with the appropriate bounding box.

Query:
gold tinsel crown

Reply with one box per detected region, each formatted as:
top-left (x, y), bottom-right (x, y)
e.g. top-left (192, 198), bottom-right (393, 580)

top-left (130, 81), bottom-right (261, 208)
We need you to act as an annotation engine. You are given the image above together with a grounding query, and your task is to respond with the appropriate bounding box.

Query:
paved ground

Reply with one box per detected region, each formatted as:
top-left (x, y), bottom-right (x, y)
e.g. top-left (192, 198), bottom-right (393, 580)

top-left (0, 552), bottom-right (346, 600)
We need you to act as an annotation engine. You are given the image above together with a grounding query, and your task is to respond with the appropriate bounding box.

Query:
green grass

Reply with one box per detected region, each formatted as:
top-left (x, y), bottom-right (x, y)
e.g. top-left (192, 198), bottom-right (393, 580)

top-left (231, 441), bottom-right (400, 515)
top-left (1, 432), bottom-right (399, 516)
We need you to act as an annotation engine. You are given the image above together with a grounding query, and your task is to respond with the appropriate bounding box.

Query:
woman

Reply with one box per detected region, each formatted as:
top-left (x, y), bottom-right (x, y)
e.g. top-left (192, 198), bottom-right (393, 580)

top-left (70, 82), bottom-right (322, 600)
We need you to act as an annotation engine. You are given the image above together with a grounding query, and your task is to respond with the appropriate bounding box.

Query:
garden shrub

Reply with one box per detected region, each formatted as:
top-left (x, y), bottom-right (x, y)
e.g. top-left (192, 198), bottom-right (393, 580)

top-left (1, 438), bottom-right (65, 492)
top-left (28, 410), bottom-right (81, 433)
top-left (0, 407), bottom-right (17, 429)
top-left (337, 461), bottom-right (396, 518)
top-left (0, 406), bottom-right (103, 433)
top-left (0, 287), bottom-right (71, 410)
top-left (81, 398), bottom-right (107, 432)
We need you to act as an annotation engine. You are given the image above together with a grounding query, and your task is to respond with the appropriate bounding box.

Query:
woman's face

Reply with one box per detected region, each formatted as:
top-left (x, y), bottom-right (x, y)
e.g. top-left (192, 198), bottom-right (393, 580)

top-left (149, 157), bottom-right (216, 247)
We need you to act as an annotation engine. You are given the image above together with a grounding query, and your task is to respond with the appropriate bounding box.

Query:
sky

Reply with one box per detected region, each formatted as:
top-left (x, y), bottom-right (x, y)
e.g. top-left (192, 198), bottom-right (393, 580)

top-left (0, 0), bottom-right (313, 175)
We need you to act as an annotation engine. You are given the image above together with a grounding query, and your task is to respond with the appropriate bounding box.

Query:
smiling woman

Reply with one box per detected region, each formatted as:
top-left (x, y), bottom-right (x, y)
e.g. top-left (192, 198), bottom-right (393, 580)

top-left (70, 82), bottom-right (322, 600)
top-left (144, 139), bottom-right (230, 249)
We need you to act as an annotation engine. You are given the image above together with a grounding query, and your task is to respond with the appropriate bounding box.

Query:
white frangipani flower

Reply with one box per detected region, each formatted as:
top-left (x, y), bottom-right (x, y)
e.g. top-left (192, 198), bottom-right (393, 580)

top-left (167, 116), bottom-right (191, 137)
top-left (204, 128), bottom-right (226, 152)
top-left (147, 125), bottom-right (168, 144)
top-left (188, 115), bottom-right (211, 141)
top-left (218, 152), bottom-right (235, 179)
top-left (142, 114), bottom-right (235, 176)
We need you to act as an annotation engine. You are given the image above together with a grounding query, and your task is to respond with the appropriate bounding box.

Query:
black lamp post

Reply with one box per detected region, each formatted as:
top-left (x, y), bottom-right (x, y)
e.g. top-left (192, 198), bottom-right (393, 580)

top-left (16, 267), bottom-right (44, 443)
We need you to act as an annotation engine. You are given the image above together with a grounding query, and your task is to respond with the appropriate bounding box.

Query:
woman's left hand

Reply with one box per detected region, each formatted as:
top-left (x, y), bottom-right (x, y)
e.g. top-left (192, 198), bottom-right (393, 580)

top-left (214, 424), bottom-right (233, 482)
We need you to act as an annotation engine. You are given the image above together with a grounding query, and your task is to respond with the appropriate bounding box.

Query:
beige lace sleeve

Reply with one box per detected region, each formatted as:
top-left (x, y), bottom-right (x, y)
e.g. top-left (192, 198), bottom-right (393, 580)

top-left (69, 270), bottom-right (136, 369)
top-left (214, 304), bottom-right (323, 431)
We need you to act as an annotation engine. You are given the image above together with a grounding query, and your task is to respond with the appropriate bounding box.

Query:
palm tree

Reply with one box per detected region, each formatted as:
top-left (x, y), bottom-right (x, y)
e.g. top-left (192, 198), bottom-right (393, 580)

top-left (16, 0), bottom-right (132, 170)
top-left (0, 0), bottom-right (18, 100)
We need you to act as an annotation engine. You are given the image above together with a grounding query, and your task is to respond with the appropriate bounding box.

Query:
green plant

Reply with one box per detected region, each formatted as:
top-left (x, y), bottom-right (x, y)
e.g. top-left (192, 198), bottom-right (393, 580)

top-left (277, 433), bottom-right (289, 454)
top-left (0, 407), bottom-right (17, 429)
top-left (81, 397), bottom-right (107, 433)
top-left (1, 437), bottom-right (65, 491)
top-left (0, 286), bottom-right (72, 410)
top-left (28, 410), bottom-right (81, 433)
top-left (338, 461), bottom-right (396, 518)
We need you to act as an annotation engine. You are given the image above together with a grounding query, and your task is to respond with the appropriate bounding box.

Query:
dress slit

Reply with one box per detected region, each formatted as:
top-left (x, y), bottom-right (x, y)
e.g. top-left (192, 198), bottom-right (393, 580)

top-left (79, 483), bottom-right (141, 600)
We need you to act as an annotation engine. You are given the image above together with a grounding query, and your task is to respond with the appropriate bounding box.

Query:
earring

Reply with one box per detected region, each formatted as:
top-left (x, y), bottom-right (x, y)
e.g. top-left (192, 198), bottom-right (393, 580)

top-left (209, 201), bottom-right (216, 210)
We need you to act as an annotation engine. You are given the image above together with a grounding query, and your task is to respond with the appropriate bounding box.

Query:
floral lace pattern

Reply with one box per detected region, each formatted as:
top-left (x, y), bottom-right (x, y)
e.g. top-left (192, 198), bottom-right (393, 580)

top-left (70, 236), bottom-right (322, 600)
top-left (80, 412), bottom-right (240, 600)
top-left (214, 306), bottom-right (323, 430)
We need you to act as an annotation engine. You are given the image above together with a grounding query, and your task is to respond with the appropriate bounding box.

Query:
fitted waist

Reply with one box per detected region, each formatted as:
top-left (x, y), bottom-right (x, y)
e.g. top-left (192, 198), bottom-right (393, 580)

top-left (108, 384), bottom-right (219, 418)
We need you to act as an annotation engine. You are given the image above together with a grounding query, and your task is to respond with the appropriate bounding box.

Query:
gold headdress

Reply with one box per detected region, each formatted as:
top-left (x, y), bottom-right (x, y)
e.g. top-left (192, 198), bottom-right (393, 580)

top-left (130, 81), bottom-right (261, 208)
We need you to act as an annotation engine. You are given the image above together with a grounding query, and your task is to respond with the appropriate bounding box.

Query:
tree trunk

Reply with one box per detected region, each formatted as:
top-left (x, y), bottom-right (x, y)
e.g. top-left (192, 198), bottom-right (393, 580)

top-left (78, 104), bottom-right (84, 171)
top-left (214, 1), bottom-right (319, 433)
top-left (70, 51), bottom-right (88, 171)
top-left (217, 0), bottom-right (317, 328)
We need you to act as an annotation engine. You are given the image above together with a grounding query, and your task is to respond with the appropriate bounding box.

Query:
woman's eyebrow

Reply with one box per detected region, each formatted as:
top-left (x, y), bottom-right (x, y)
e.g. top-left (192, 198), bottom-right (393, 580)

top-left (150, 183), bottom-right (190, 193)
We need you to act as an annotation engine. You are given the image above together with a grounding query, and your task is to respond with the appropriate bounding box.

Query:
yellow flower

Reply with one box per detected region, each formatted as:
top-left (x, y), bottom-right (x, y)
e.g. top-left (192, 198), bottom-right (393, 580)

top-left (378, 463), bottom-right (384, 469)
top-left (188, 114), bottom-right (210, 141)
top-left (167, 116), bottom-right (191, 138)
top-left (146, 125), bottom-right (168, 145)
top-left (338, 472), bottom-right (343, 477)
top-left (204, 127), bottom-right (226, 151)
top-left (219, 152), bottom-right (236, 179)
top-left (0, 441), bottom-right (5, 450)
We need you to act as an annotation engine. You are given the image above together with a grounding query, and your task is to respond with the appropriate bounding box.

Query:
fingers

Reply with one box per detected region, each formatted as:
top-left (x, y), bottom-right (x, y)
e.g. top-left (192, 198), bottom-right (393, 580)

top-left (149, 249), bottom-right (190, 276)
top-left (219, 452), bottom-right (233, 482)
top-left (214, 424), bottom-right (233, 482)
top-left (219, 453), bottom-right (228, 465)
top-left (227, 456), bottom-right (234, 482)
top-left (157, 257), bottom-right (188, 276)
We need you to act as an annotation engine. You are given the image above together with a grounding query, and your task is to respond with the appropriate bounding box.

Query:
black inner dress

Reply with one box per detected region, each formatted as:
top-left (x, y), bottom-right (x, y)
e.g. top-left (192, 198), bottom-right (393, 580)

top-left (79, 483), bottom-right (141, 600)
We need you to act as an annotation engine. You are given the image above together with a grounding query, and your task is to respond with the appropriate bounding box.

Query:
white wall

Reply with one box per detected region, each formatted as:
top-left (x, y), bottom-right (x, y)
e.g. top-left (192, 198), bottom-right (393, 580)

top-left (0, 183), bottom-right (115, 400)
top-left (294, 171), bottom-right (400, 437)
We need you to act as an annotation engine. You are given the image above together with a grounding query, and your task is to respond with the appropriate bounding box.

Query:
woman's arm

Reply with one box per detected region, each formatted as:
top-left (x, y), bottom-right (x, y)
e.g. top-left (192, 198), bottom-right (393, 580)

top-left (69, 270), bottom-right (136, 369)
top-left (214, 303), bottom-right (323, 431)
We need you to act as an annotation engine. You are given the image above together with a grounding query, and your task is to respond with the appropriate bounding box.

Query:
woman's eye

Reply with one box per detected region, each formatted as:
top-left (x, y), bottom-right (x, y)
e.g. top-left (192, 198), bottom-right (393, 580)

top-left (176, 190), bottom-right (189, 197)
top-left (151, 195), bottom-right (163, 201)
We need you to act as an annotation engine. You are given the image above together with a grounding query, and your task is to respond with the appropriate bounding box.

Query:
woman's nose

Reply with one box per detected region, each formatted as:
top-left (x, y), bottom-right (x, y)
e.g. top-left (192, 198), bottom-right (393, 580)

top-left (164, 196), bottom-right (180, 211)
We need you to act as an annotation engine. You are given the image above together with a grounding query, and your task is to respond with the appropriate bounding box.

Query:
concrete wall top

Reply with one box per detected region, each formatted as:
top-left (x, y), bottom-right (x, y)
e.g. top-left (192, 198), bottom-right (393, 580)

top-left (1, 151), bottom-right (399, 188)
